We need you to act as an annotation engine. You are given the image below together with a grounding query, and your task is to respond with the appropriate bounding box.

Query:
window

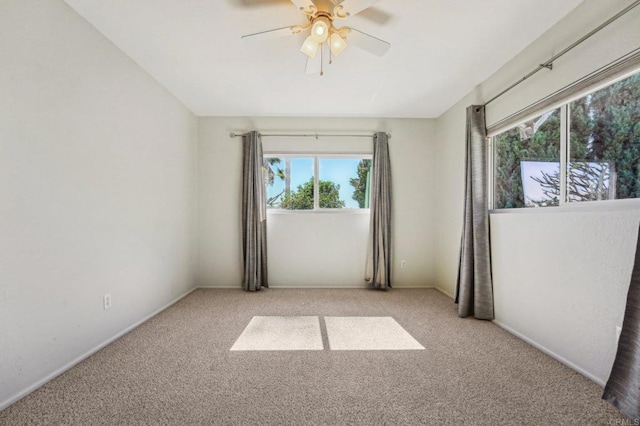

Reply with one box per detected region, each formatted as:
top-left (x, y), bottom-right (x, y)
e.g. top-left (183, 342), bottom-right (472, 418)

top-left (568, 73), bottom-right (640, 202)
top-left (494, 109), bottom-right (561, 208)
top-left (264, 157), bottom-right (314, 210)
top-left (263, 155), bottom-right (372, 211)
top-left (492, 70), bottom-right (640, 209)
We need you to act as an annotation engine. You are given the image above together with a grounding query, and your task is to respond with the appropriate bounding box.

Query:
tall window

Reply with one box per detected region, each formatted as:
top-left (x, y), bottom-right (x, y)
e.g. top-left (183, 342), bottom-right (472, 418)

top-left (263, 155), bottom-right (372, 211)
top-left (492, 71), bottom-right (640, 209)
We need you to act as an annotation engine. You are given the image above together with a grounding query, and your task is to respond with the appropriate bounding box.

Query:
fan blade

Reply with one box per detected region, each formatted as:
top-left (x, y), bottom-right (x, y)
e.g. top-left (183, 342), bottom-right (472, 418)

top-left (347, 28), bottom-right (390, 56)
top-left (242, 26), bottom-right (302, 41)
top-left (305, 52), bottom-right (321, 74)
top-left (290, 0), bottom-right (316, 14)
top-left (334, 0), bottom-right (383, 18)
top-left (357, 7), bottom-right (392, 25)
top-left (231, 0), bottom-right (284, 7)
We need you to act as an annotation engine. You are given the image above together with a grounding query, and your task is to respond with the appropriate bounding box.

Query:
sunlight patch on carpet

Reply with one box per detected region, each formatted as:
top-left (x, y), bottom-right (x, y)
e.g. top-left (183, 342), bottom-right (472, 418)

top-left (230, 316), bottom-right (323, 351)
top-left (325, 317), bottom-right (425, 350)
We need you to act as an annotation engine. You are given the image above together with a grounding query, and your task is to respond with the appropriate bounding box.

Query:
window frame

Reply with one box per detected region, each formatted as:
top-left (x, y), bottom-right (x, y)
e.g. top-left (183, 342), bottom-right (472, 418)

top-left (263, 152), bottom-right (373, 214)
top-left (488, 71), bottom-right (640, 212)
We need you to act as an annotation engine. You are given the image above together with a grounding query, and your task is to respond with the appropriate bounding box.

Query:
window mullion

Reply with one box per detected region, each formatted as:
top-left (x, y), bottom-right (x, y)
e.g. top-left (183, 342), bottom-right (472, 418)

top-left (560, 105), bottom-right (568, 205)
top-left (487, 137), bottom-right (494, 210)
top-left (313, 156), bottom-right (319, 210)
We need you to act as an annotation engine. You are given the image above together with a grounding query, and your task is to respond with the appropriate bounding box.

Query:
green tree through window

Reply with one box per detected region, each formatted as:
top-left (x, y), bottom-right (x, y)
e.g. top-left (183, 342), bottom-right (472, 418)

top-left (350, 159), bottom-right (372, 208)
top-left (493, 71), bottom-right (640, 208)
top-left (570, 73), bottom-right (640, 201)
top-left (280, 178), bottom-right (345, 209)
top-left (494, 110), bottom-right (561, 208)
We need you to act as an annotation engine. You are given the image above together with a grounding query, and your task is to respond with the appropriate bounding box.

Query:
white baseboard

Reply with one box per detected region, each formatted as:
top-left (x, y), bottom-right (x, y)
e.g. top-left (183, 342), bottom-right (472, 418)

top-left (493, 320), bottom-right (606, 387)
top-left (198, 285), bottom-right (369, 289)
top-left (197, 285), bottom-right (436, 290)
top-left (434, 286), bottom-right (455, 299)
top-left (393, 285), bottom-right (436, 289)
top-left (269, 285), bottom-right (369, 289)
top-left (197, 285), bottom-right (242, 289)
top-left (0, 287), bottom-right (198, 412)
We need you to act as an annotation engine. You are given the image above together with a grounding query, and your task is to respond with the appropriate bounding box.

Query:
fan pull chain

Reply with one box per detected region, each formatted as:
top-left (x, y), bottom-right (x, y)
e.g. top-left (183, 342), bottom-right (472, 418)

top-left (329, 38), bottom-right (333, 65)
top-left (320, 43), bottom-right (324, 76)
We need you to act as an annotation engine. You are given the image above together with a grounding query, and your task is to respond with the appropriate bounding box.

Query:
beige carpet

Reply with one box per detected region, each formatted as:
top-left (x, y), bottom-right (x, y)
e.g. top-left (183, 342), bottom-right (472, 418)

top-left (0, 288), bottom-right (625, 425)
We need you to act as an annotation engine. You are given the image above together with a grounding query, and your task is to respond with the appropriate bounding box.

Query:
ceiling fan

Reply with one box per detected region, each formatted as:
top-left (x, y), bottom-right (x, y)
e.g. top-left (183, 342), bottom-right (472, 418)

top-left (241, 0), bottom-right (391, 75)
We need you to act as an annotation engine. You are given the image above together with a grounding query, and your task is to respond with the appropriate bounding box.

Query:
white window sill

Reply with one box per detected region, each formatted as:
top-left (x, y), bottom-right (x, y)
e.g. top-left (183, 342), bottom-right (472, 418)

top-left (267, 209), bottom-right (371, 215)
top-left (490, 197), bottom-right (640, 215)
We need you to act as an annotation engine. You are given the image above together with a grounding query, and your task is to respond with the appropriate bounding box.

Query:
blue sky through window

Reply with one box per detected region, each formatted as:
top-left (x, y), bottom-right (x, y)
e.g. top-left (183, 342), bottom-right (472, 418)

top-left (319, 158), bottom-right (361, 208)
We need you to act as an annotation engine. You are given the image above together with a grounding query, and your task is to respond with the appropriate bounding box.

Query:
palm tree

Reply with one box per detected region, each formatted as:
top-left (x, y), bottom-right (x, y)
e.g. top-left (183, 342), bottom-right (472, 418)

top-left (263, 157), bottom-right (286, 207)
top-left (263, 157), bottom-right (284, 186)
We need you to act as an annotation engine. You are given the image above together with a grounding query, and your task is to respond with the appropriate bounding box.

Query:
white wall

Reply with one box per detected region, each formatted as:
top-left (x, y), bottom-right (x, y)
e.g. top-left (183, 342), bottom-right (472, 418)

top-left (434, 0), bottom-right (640, 384)
top-left (491, 205), bottom-right (639, 383)
top-left (198, 117), bottom-right (436, 288)
top-left (0, 0), bottom-right (198, 408)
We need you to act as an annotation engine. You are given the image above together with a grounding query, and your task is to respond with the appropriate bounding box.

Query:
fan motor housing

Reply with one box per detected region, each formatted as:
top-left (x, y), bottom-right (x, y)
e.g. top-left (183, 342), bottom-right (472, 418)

top-left (312, 0), bottom-right (337, 15)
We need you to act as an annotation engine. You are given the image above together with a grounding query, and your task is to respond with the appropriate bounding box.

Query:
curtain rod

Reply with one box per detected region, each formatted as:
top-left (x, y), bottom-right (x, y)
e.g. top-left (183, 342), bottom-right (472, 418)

top-left (484, 0), bottom-right (640, 107)
top-left (229, 132), bottom-right (382, 139)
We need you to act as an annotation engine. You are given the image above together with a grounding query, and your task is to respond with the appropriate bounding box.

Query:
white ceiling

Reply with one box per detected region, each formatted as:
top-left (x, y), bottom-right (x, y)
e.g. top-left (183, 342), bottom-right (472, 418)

top-left (64, 0), bottom-right (583, 118)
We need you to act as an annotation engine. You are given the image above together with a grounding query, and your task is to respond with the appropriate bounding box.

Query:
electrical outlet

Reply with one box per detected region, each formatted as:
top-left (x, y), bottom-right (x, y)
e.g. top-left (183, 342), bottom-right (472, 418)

top-left (400, 260), bottom-right (407, 269)
top-left (103, 294), bottom-right (112, 310)
top-left (616, 325), bottom-right (622, 345)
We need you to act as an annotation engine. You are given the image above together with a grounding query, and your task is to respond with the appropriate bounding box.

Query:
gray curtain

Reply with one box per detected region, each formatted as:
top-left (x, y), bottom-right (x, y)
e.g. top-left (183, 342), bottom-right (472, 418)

top-left (603, 224), bottom-right (640, 420)
top-left (455, 105), bottom-right (494, 319)
top-left (365, 132), bottom-right (392, 290)
top-left (241, 131), bottom-right (268, 291)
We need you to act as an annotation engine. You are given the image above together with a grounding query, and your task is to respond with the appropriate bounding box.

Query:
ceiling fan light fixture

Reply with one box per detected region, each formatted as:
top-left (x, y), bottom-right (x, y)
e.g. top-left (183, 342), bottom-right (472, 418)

top-left (300, 36), bottom-right (319, 58)
top-left (310, 17), bottom-right (330, 43)
top-left (329, 32), bottom-right (347, 56)
top-left (240, 0), bottom-right (391, 75)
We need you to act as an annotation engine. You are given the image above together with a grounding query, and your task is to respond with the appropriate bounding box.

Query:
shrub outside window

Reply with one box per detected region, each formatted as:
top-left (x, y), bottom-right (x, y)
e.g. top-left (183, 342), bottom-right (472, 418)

top-left (493, 109), bottom-right (561, 209)
top-left (568, 73), bottom-right (640, 202)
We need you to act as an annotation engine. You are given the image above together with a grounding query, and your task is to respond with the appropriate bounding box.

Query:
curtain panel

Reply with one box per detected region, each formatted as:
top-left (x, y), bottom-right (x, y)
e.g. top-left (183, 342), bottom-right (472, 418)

top-left (365, 132), bottom-right (392, 290)
top-left (603, 224), bottom-right (640, 420)
top-left (241, 131), bottom-right (268, 291)
top-left (456, 106), bottom-right (494, 319)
